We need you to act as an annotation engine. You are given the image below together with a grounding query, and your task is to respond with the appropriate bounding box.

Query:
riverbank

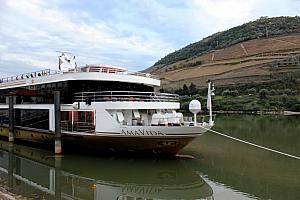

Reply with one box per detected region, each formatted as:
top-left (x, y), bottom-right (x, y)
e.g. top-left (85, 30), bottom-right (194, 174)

top-left (170, 76), bottom-right (300, 113)
top-left (179, 93), bottom-right (300, 115)
top-left (0, 187), bottom-right (25, 200)
top-left (0, 191), bottom-right (17, 200)
top-left (213, 110), bottom-right (300, 115)
top-left (0, 177), bottom-right (29, 200)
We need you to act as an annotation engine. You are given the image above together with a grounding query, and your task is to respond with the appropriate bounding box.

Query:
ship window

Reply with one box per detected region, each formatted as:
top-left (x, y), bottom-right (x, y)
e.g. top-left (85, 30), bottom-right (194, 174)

top-left (0, 109), bottom-right (8, 125)
top-left (133, 110), bottom-right (140, 118)
top-left (61, 111), bottom-right (95, 132)
top-left (116, 112), bottom-right (124, 122)
top-left (15, 109), bottom-right (49, 130)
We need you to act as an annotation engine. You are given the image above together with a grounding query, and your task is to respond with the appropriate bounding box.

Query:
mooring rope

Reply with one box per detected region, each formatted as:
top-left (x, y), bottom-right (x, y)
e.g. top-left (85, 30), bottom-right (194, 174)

top-left (201, 125), bottom-right (300, 160)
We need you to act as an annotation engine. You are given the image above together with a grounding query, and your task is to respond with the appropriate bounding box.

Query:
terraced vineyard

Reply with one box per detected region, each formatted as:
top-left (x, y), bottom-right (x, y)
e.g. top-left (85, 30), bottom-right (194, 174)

top-left (153, 34), bottom-right (300, 90)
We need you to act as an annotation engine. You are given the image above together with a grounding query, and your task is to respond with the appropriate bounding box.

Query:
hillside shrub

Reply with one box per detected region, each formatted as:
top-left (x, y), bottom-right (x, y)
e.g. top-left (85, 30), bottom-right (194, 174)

top-left (246, 88), bottom-right (256, 95)
top-left (259, 89), bottom-right (269, 99)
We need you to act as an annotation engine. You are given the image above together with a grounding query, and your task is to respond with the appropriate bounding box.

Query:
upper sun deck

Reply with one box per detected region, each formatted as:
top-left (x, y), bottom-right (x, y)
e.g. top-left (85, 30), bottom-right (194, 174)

top-left (0, 65), bottom-right (160, 90)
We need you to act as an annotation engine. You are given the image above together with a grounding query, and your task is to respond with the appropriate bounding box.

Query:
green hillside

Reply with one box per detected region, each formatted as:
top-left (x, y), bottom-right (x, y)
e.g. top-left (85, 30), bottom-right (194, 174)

top-left (150, 16), bottom-right (300, 71)
top-left (175, 75), bottom-right (300, 112)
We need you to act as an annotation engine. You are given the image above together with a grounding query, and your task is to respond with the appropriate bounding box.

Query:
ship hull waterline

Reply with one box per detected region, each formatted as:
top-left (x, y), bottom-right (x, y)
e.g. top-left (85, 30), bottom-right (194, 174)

top-left (0, 125), bottom-right (205, 156)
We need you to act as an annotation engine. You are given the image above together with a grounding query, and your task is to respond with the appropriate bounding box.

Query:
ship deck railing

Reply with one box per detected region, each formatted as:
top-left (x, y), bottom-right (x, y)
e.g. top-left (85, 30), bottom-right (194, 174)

top-left (147, 114), bottom-right (216, 126)
top-left (73, 91), bottom-right (179, 103)
top-left (79, 65), bottom-right (160, 80)
top-left (0, 69), bottom-right (61, 84)
top-left (0, 67), bottom-right (159, 87)
top-left (126, 71), bottom-right (159, 80)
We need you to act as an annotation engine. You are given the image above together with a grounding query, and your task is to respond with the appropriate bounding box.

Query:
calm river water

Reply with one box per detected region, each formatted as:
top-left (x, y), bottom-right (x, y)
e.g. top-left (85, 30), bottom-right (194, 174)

top-left (0, 114), bottom-right (299, 200)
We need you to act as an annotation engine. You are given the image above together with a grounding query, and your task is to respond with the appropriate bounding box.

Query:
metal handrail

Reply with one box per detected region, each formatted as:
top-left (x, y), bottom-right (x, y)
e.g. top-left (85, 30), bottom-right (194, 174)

top-left (183, 114), bottom-right (216, 123)
top-left (0, 69), bottom-right (61, 84)
top-left (127, 71), bottom-right (159, 80)
top-left (73, 91), bottom-right (179, 103)
top-left (0, 67), bottom-right (159, 85)
top-left (81, 65), bottom-right (159, 79)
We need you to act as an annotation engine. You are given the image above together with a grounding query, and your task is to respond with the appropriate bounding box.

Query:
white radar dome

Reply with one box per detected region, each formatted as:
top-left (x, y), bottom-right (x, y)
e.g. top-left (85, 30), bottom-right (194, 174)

top-left (189, 100), bottom-right (201, 114)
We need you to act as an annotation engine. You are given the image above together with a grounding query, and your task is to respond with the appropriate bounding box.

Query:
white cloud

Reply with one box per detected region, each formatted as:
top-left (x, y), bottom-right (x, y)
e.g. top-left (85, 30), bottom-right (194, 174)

top-left (191, 0), bottom-right (255, 19)
top-left (1, 52), bottom-right (53, 68)
top-left (0, 0), bottom-right (174, 75)
top-left (186, 0), bottom-right (257, 36)
top-left (0, 0), bottom-right (299, 76)
top-left (187, 0), bottom-right (299, 36)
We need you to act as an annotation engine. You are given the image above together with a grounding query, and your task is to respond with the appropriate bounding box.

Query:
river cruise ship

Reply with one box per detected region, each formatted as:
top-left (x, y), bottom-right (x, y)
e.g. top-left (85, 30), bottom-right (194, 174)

top-left (0, 54), bottom-right (214, 155)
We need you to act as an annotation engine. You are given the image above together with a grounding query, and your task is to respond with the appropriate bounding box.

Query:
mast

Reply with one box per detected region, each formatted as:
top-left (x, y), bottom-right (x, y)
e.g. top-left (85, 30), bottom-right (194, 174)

top-left (207, 80), bottom-right (215, 126)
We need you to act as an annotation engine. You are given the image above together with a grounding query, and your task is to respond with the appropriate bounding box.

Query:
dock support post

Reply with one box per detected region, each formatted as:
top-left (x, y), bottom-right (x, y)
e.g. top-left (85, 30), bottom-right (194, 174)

top-left (8, 96), bottom-right (14, 142)
top-left (54, 91), bottom-right (62, 155)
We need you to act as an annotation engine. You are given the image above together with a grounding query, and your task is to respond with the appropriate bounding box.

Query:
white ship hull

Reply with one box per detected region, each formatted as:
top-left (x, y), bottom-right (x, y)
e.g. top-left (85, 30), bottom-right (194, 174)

top-left (0, 124), bottom-right (212, 156)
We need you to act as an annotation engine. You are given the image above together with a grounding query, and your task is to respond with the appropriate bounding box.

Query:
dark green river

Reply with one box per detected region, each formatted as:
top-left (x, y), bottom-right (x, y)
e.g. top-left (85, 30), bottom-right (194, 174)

top-left (0, 114), bottom-right (299, 199)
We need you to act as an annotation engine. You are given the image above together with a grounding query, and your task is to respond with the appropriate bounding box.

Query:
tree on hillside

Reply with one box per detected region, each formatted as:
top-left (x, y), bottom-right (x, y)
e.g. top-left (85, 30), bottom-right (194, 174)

top-left (189, 83), bottom-right (197, 95)
top-left (259, 89), bottom-right (269, 99)
top-left (182, 84), bottom-right (189, 95)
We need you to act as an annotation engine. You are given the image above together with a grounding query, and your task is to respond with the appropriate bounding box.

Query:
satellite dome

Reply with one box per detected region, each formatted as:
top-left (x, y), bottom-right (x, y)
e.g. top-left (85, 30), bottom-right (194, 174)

top-left (189, 100), bottom-right (201, 114)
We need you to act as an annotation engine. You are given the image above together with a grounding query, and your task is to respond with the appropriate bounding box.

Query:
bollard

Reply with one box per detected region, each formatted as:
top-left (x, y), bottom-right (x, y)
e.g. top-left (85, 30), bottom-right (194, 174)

top-left (54, 91), bottom-right (62, 154)
top-left (8, 96), bottom-right (14, 142)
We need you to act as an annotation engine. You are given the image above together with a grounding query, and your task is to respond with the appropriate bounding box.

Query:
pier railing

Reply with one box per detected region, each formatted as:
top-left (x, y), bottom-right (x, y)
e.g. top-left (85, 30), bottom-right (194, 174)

top-left (74, 91), bottom-right (179, 103)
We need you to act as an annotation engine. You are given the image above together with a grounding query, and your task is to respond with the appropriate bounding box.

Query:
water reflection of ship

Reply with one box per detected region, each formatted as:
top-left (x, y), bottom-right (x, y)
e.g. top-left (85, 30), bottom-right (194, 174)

top-left (0, 140), bottom-right (213, 200)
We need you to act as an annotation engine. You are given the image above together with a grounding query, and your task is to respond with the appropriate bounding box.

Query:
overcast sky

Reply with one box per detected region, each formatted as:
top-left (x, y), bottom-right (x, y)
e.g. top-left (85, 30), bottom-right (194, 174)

top-left (0, 0), bottom-right (299, 77)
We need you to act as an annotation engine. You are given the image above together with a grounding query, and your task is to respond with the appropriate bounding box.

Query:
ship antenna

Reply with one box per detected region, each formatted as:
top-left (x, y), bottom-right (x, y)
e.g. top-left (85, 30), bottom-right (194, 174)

top-left (56, 51), bottom-right (77, 71)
